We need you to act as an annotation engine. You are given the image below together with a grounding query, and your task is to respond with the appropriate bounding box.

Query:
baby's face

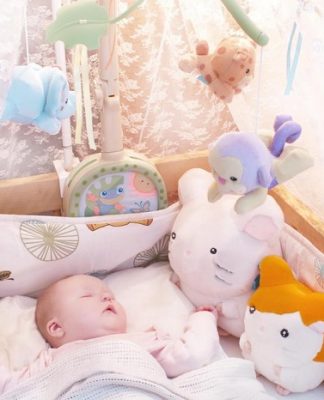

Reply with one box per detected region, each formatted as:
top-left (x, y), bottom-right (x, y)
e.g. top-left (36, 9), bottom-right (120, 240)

top-left (52, 275), bottom-right (127, 343)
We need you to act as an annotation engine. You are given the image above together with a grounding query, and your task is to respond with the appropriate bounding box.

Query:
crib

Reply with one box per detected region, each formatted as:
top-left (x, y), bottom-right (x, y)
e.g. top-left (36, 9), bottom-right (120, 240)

top-left (0, 152), bottom-right (324, 399)
top-left (0, 151), bottom-right (323, 251)
top-left (1, 0), bottom-right (324, 399)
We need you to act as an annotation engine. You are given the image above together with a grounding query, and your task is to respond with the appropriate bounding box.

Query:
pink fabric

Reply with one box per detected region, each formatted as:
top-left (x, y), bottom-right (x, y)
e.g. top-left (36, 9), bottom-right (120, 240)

top-left (280, 224), bottom-right (324, 293)
top-left (0, 311), bottom-right (223, 394)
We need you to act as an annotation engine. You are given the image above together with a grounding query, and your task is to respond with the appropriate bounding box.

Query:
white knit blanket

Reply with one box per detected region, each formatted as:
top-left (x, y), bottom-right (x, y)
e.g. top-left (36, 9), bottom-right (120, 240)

top-left (0, 339), bottom-right (275, 400)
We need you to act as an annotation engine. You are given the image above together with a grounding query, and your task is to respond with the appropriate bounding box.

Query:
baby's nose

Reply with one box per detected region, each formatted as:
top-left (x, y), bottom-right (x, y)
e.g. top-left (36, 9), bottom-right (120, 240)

top-left (102, 292), bottom-right (112, 301)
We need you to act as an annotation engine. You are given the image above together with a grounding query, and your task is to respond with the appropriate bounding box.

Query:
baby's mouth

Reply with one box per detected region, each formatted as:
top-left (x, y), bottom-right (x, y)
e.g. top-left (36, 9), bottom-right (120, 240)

top-left (104, 304), bottom-right (116, 314)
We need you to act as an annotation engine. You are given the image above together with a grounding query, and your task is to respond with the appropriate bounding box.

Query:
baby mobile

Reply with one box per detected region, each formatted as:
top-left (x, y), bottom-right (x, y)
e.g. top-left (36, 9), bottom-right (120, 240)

top-left (0, 0), bottom-right (313, 217)
top-left (46, 0), bottom-right (170, 217)
top-left (0, 62), bottom-right (75, 136)
top-left (179, 0), bottom-right (313, 214)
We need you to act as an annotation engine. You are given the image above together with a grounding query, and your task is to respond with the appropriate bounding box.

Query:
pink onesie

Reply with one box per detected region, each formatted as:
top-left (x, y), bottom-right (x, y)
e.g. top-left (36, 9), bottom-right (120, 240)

top-left (0, 311), bottom-right (224, 393)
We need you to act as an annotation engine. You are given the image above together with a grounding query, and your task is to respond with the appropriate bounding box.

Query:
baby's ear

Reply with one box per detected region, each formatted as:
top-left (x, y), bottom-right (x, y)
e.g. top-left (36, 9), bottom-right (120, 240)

top-left (46, 318), bottom-right (64, 338)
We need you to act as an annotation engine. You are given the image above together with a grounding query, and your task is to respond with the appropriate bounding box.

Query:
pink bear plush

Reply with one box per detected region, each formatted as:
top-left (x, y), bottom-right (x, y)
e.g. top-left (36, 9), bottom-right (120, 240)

top-left (179, 36), bottom-right (256, 103)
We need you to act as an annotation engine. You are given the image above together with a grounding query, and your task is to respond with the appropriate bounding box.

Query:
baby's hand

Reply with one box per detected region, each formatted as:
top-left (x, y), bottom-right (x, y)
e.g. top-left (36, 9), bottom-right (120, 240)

top-left (273, 364), bottom-right (282, 377)
top-left (276, 384), bottom-right (290, 396)
top-left (145, 326), bottom-right (157, 333)
top-left (196, 305), bottom-right (218, 318)
top-left (241, 338), bottom-right (252, 356)
top-left (145, 326), bottom-right (171, 341)
top-left (170, 272), bottom-right (181, 288)
top-left (0, 365), bottom-right (13, 392)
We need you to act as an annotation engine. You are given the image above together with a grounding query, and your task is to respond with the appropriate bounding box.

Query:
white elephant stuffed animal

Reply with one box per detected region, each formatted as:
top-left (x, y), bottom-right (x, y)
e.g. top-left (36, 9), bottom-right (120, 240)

top-left (168, 168), bottom-right (284, 337)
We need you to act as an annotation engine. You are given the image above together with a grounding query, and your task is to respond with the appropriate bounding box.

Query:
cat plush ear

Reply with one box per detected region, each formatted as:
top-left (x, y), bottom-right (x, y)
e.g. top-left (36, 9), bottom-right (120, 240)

top-left (258, 255), bottom-right (295, 287)
top-left (308, 321), bottom-right (324, 334)
top-left (301, 293), bottom-right (324, 330)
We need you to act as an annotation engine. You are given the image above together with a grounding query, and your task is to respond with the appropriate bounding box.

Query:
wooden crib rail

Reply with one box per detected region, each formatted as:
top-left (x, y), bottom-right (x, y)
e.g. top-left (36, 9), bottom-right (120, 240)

top-left (0, 151), bottom-right (323, 252)
top-left (0, 172), bottom-right (62, 215)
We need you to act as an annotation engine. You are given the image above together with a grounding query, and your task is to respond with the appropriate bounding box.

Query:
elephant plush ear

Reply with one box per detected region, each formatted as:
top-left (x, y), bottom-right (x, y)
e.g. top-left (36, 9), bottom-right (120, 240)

top-left (235, 195), bottom-right (284, 242)
top-left (44, 67), bottom-right (68, 116)
top-left (178, 168), bottom-right (214, 205)
top-left (0, 64), bottom-right (44, 121)
top-left (243, 215), bottom-right (279, 241)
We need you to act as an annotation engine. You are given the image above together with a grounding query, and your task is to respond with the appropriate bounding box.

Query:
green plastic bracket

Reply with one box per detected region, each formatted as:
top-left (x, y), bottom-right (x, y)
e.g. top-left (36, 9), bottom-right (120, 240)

top-left (47, 0), bottom-right (145, 50)
top-left (221, 0), bottom-right (269, 46)
top-left (47, 1), bottom-right (109, 50)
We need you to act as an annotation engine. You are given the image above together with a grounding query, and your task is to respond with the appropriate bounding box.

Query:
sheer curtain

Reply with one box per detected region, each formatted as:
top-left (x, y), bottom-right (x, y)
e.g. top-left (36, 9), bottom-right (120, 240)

top-left (0, 0), bottom-right (323, 219)
top-left (227, 0), bottom-right (324, 218)
top-left (0, 0), bottom-right (28, 115)
top-left (90, 0), bottom-right (236, 157)
top-left (0, 0), bottom-right (60, 179)
top-left (0, 0), bottom-right (235, 179)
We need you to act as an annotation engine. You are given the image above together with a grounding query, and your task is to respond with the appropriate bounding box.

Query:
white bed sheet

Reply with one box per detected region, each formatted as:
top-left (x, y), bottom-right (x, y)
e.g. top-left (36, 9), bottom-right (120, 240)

top-left (1, 261), bottom-right (323, 398)
top-left (221, 331), bottom-right (324, 399)
top-left (107, 262), bottom-right (324, 400)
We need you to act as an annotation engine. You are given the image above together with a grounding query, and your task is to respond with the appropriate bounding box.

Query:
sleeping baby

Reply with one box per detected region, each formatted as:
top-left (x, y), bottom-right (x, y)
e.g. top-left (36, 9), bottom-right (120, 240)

top-left (0, 274), bottom-right (225, 394)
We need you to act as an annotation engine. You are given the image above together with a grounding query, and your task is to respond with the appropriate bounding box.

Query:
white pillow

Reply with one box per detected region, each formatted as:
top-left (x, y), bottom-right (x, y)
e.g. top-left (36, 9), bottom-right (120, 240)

top-left (0, 203), bottom-right (180, 298)
top-left (105, 262), bottom-right (194, 337)
top-left (0, 296), bottom-right (48, 371)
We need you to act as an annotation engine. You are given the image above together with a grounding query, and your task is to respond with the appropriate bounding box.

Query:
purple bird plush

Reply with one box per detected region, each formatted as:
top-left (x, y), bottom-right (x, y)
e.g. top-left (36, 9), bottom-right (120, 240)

top-left (208, 115), bottom-right (313, 214)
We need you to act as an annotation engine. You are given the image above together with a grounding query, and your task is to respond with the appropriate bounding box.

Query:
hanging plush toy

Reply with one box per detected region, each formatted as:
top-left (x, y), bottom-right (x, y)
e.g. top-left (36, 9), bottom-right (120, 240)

top-left (0, 63), bottom-right (76, 135)
top-left (240, 255), bottom-right (324, 395)
top-left (208, 115), bottom-right (314, 214)
top-left (179, 35), bottom-right (256, 103)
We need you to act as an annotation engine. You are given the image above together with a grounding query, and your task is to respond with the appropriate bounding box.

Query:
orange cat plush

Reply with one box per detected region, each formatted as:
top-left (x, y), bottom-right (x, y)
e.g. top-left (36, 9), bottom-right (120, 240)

top-left (240, 255), bottom-right (324, 395)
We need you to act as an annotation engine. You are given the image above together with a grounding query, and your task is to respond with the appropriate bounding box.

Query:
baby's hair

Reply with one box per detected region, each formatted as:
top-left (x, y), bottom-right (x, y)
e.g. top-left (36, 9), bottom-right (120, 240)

top-left (35, 276), bottom-right (72, 343)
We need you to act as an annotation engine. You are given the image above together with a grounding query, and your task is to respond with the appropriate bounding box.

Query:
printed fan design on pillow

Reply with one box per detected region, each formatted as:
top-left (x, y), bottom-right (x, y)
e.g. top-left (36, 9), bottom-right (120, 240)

top-left (0, 200), bottom-right (179, 298)
top-left (89, 234), bottom-right (171, 279)
top-left (20, 220), bottom-right (79, 261)
top-left (133, 234), bottom-right (170, 267)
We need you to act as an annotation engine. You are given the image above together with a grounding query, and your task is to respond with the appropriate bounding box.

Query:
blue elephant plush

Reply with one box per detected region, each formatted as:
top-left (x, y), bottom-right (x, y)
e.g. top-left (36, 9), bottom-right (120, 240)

top-left (0, 63), bottom-right (76, 135)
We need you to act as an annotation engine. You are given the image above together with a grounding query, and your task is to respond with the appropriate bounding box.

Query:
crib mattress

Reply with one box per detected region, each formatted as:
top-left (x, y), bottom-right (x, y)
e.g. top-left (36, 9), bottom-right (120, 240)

top-left (222, 336), bottom-right (324, 399)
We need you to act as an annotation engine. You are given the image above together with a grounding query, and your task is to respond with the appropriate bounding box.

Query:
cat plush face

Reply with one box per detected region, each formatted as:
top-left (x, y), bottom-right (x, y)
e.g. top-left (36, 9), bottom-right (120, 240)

top-left (245, 255), bottom-right (324, 364)
top-left (242, 255), bottom-right (324, 393)
top-left (245, 309), bottom-right (324, 367)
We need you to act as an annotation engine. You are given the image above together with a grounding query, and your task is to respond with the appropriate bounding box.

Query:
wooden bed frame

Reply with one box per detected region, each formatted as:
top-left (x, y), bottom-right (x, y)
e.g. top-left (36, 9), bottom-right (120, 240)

top-left (0, 150), bottom-right (323, 252)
